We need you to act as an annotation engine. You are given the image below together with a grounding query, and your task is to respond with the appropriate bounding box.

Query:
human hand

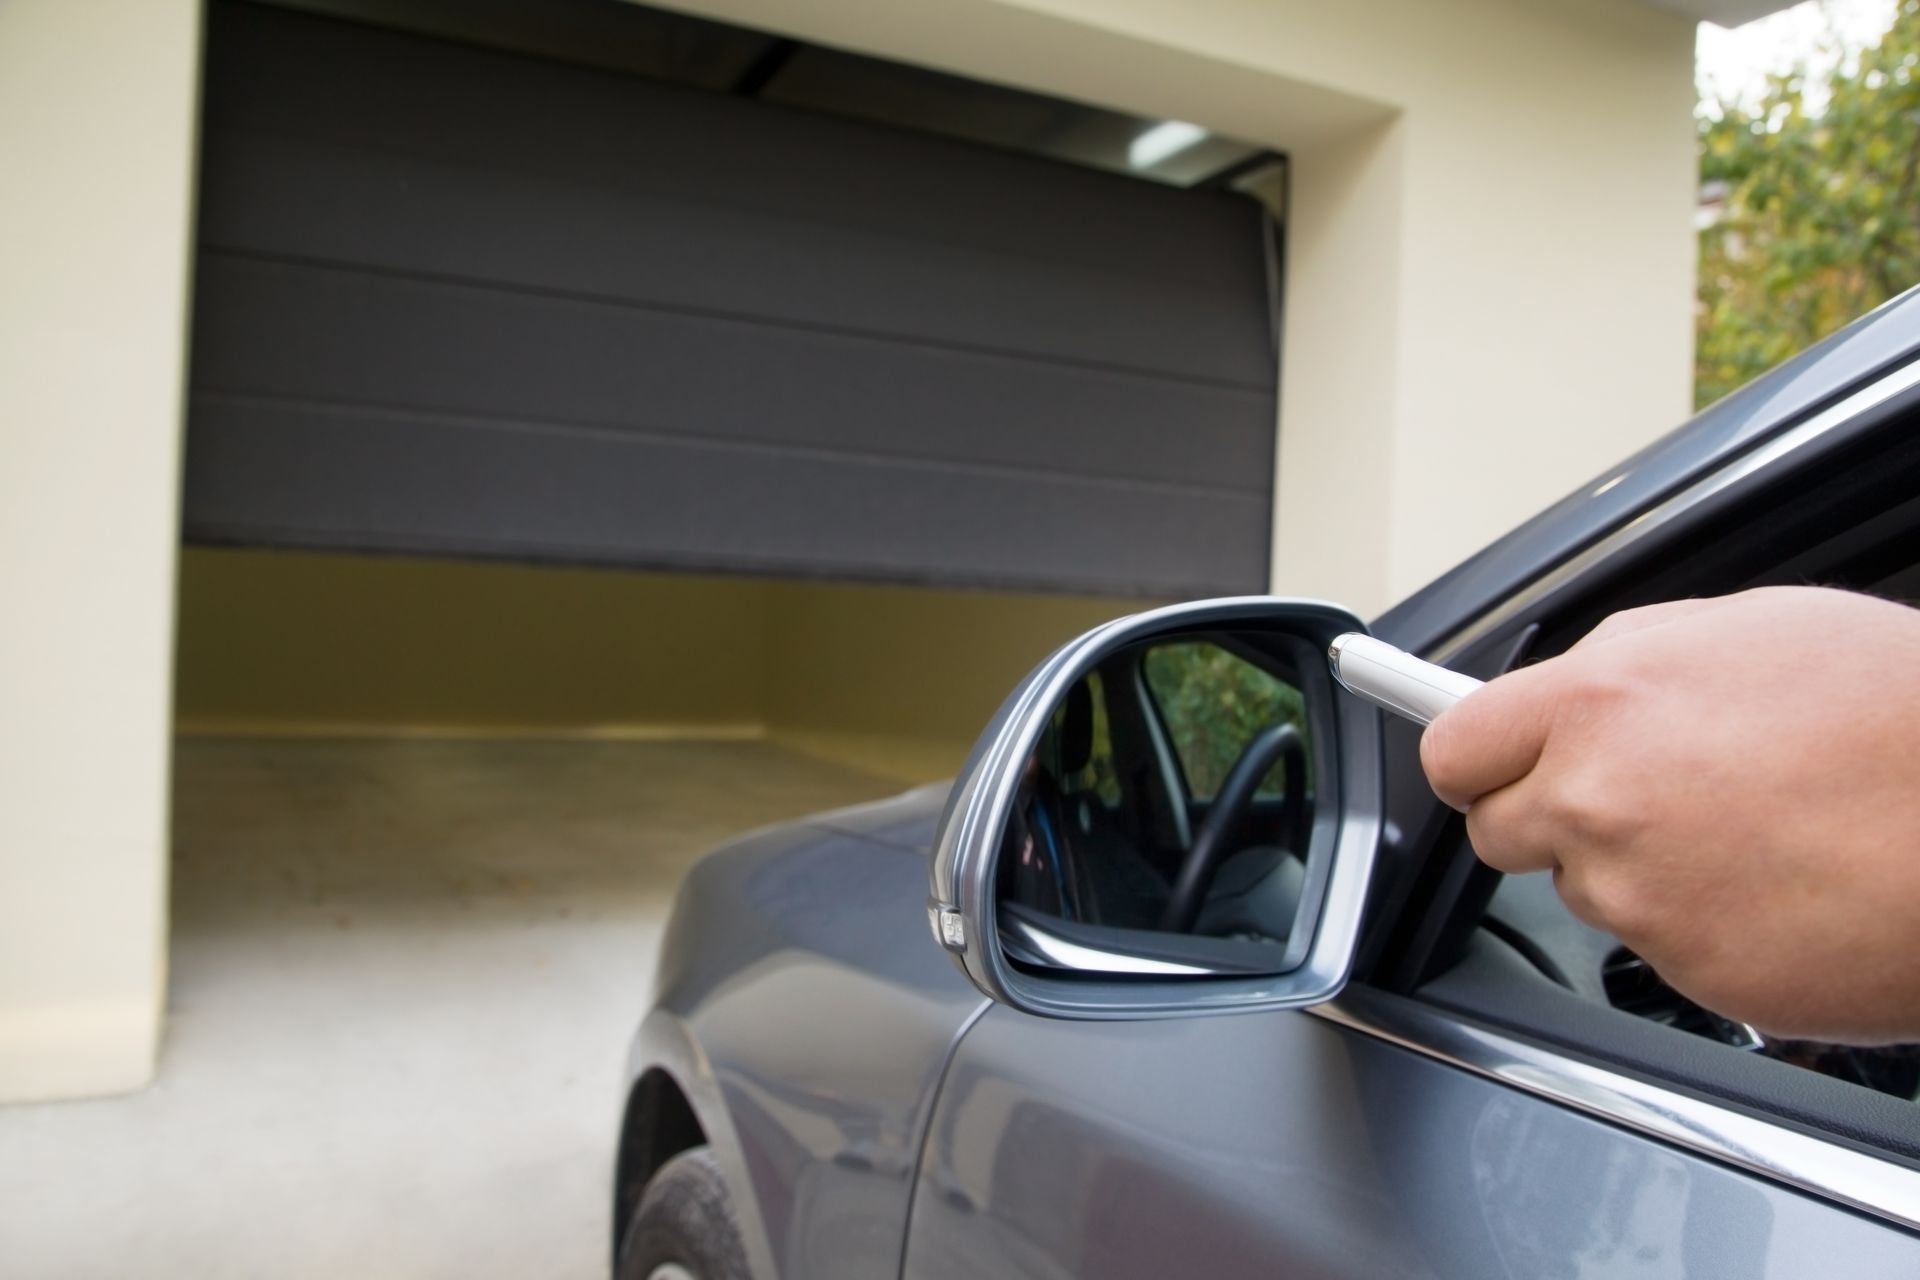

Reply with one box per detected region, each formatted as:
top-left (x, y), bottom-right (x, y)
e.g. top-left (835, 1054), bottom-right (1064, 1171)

top-left (1420, 586), bottom-right (1920, 1044)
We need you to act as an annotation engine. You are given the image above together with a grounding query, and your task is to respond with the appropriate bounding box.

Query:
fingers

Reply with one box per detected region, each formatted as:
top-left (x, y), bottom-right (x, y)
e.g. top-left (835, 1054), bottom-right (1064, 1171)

top-left (1462, 778), bottom-right (1560, 874)
top-left (1419, 659), bottom-right (1562, 811)
top-left (1424, 596), bottom-right (1730, 811)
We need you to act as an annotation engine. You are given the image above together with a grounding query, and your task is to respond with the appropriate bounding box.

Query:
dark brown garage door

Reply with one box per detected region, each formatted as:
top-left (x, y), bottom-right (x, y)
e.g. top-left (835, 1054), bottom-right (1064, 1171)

top-left (185, 1), bottom-right (1280, 597)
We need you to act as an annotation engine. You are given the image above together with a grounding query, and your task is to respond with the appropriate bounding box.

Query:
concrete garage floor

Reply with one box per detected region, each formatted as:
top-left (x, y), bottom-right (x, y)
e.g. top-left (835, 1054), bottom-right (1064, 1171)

top-left (0, 738), bottom-right (902, 1279)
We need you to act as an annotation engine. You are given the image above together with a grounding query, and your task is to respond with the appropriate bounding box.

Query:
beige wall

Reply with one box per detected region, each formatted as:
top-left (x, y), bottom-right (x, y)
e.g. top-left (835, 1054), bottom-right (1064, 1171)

top-left (0, 0), bottom-right (202, 1100)
top-left (176, 550), bottom-right (1134, 784)
top-left (639, 0), bottom-right (1700, 614)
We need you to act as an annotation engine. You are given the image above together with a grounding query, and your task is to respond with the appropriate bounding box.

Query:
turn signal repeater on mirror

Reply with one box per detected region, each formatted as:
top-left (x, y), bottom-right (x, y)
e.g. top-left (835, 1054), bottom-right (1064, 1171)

top-left (1327, 633), bottom-right (1483, 727)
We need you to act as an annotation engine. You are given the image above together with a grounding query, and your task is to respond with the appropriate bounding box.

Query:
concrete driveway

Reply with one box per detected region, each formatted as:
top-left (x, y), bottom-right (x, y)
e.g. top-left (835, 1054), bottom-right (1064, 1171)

top-left (0, 738), bottom-right (900, 1279)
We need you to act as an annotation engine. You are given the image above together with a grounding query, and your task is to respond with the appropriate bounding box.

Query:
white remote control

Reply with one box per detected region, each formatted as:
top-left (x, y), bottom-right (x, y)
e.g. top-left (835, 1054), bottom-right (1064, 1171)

top-left (1326, 633), bottom-right (1484, 727)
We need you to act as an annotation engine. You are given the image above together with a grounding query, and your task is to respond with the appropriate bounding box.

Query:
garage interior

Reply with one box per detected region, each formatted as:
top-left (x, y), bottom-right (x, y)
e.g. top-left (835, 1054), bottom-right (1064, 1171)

top-left (0, 0), bottom-right (1282, 1272)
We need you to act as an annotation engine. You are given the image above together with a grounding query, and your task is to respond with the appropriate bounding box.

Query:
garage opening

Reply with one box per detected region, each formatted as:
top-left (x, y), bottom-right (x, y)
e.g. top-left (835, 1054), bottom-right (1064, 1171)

top-left (175, 546), bottom-right (1138, 782)
top-left (180, 0), bottom-right (1286, 757)
top-left (159, 0), bottom-right (1283, 1266)
top-left (164, 547), bottom-right (1141, 1271)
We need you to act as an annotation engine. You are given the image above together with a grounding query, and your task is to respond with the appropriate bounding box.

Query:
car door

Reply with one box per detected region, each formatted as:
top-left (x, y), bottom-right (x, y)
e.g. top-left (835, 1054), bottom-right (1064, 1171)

top-left (899, 1001), bottom-right (1920, 1278)
top-left (902, 667), bottom-right (1920, 1279)
top-left (901, 354), bottom-right (1920, 1277)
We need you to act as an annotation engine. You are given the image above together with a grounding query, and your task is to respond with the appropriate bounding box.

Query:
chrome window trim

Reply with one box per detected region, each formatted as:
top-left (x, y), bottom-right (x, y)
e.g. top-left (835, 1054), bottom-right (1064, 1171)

top-left (1428, 354), bottom-right (1920, 665)
top-left (1312, 991), bottom-right (1920, 1231)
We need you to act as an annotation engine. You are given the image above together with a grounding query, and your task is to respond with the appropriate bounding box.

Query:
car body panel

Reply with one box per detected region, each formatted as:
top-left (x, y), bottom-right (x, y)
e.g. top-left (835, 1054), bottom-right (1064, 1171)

top-left (899, 996), bottom-right (1920, 1279)
top-left (620, 291), bottom-right (1920, 1276)
top-left (637, 787), bottom-right (984, 1280)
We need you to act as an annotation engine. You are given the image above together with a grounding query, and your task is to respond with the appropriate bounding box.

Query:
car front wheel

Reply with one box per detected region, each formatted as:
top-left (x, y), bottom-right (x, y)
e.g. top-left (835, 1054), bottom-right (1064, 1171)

top-left (616, 1146), bottom-right (752, 1280)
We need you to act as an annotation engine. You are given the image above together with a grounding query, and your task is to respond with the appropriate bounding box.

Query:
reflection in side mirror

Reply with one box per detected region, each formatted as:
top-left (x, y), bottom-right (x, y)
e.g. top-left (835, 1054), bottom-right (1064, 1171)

top-left (1159, 722), bottom-right (1306, 934)
top-left (927, 599), bottom-right (1384, 1019)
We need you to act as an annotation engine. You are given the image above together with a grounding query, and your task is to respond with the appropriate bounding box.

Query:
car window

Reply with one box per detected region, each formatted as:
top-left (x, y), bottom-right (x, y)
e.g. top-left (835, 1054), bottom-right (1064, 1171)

top-left (1141, 640), bottom-right (1308, 800)
top-left (1465, 545), bottom-right (1920, 1107)
top-left (1400, 436), bottom-right (1920, 1176)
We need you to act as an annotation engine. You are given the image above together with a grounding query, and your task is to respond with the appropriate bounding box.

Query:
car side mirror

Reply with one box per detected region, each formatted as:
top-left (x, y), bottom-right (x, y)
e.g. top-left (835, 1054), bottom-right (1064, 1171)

top-left (927, 598), bottom-right (1383, 1018)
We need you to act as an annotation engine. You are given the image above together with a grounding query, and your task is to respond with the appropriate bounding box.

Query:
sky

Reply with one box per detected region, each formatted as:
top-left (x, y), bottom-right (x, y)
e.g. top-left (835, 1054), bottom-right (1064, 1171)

top-left (1696, 0), bottom-right (1899, 112)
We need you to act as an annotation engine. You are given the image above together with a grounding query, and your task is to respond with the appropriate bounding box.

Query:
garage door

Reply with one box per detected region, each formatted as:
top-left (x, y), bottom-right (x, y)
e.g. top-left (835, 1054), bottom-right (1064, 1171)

top-left (185, 2), bottom-right (1280, 598)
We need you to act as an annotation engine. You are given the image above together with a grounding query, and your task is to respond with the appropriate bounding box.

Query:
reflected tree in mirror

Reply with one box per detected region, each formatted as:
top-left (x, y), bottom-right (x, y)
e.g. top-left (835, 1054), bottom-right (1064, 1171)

top-left (1142, 641), bottom-right (1309, 798)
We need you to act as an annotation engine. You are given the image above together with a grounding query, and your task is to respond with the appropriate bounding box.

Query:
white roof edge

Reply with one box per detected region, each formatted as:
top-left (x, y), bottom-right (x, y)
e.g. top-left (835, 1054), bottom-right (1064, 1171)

top-left (1636, 0), bottom-right (1801, 25)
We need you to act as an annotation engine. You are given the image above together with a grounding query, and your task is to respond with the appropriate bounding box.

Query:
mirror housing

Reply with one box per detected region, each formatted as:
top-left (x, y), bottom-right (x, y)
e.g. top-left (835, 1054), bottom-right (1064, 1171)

top-left (928, 597), bottom-right (1382, 1019)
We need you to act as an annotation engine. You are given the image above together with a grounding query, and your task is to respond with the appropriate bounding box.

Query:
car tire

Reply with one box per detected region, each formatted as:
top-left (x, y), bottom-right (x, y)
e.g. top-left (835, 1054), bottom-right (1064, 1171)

top-left (617, 1146), bottom-right (753, 1280)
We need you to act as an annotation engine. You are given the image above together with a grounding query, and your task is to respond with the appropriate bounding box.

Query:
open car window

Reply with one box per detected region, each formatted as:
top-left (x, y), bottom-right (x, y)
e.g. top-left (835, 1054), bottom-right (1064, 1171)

top-left (1456, 538), bottom-right (1920, 1107)
top-left (1386, 380), bottom-right (1920, 1165)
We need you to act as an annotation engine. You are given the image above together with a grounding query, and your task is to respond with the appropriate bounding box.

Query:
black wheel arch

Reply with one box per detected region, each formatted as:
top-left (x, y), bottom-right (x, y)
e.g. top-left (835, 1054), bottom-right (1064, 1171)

top-left (612, 1067), bottom-right (707, 1264)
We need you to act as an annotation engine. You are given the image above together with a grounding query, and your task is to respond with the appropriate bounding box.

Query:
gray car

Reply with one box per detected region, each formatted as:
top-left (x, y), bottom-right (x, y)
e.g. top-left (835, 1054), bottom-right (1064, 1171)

top-left (611, 289), bottom-right (1920, 1279)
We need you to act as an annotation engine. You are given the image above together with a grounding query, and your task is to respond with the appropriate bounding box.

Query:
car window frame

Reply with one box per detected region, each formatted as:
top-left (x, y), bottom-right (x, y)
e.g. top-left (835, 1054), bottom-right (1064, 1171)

top-left (1341, 356), bottom-right (1920, 1232)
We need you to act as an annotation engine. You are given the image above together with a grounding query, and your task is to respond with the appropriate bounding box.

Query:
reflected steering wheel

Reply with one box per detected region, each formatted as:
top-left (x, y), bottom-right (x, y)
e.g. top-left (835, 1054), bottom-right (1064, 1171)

top-left (1158, 724), bottom-right (1307, 934)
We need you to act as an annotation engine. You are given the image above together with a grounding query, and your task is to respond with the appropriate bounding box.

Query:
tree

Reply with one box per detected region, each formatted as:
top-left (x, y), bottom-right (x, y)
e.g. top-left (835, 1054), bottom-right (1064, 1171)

top-left (1696, 0), bottom-right (1920, 408)
top-left (1139, 642), bottom-right (1307, 799)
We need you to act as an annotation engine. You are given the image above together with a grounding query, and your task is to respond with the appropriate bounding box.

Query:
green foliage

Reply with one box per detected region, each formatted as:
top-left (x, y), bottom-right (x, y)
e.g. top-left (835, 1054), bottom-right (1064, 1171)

top-left (1141, 642), bottom-right (1308, 799)
top-left (1696, 0), bottom-right (1920, 408)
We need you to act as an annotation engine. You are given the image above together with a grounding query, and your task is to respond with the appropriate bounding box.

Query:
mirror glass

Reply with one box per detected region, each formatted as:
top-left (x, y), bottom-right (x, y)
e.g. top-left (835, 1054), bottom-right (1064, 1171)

top-left (993, 628), bottom-right (1333, 979)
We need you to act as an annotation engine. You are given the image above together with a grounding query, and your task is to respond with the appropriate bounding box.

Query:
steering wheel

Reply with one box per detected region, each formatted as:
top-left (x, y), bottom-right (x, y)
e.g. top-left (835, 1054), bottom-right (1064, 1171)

top-left (1158, 724), bottom-right (1307, 934)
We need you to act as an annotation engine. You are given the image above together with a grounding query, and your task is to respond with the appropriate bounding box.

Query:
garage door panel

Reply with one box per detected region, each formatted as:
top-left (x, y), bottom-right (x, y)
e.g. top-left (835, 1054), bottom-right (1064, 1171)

top-left (190, 253), bottom-right (1274, 495)
top-left (197, 121), bottom-right (1275, 389)
top-left (184, 396), bottom-right (1270, 598)
top-left (188, 2), bottom-right (1280, 596)
top-left (205, 5), bottom-right (1263, 299)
